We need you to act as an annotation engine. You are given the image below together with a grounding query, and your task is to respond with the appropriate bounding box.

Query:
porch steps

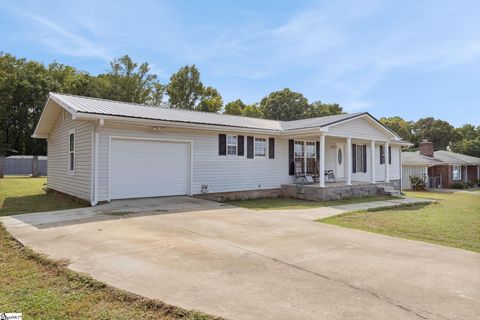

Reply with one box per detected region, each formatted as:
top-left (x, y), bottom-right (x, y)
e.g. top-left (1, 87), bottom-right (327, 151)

top-left (379, 185), bottom-right (401, 197)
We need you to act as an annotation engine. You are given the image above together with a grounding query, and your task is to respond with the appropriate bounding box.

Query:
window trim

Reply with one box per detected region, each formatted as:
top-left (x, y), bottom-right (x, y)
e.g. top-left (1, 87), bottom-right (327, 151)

top-left (68, 129), bottom-right (75, 175)
top-left (254, 137), bottom-right (267, 157)
top-left (452, 165), bottom-right (462, 180)
top-left (226, 134), bottom-right (237, 156)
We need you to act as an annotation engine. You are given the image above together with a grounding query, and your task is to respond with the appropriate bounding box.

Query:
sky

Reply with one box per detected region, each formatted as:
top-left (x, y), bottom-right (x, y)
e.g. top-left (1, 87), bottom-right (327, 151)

top-left (1, 0), bottom-right (479, 127)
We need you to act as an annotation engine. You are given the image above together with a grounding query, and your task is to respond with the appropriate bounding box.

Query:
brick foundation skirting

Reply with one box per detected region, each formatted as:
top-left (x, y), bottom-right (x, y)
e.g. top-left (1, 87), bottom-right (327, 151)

top-left (196, 188), bottom-right (281, 202)
top-left (281, 181), bottom-right (399, 201)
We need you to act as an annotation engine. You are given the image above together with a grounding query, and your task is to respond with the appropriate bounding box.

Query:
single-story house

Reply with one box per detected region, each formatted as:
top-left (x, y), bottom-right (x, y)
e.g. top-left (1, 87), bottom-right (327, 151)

top-left (402, 140), bottom-right (480, 189)
top-left (33, 93), bottom-right (410, 205)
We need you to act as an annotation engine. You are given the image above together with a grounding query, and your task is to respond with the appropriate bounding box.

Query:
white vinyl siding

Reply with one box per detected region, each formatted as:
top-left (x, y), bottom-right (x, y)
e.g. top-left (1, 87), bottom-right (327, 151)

top-left (47, 103), bottom-right (93, 201)
top-left (96, 126), bottom-right (291, 201)
top-left (402, 165), bottom-right (427, 190)
top-left (327, 117), bottom-right (391, 141)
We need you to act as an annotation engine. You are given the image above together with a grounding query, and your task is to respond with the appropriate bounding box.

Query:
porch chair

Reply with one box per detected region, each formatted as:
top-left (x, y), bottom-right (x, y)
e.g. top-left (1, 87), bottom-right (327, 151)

top-left (324, 170), bottom-right (336, 183)
top-left (294, 161), bottom-right (314, 184)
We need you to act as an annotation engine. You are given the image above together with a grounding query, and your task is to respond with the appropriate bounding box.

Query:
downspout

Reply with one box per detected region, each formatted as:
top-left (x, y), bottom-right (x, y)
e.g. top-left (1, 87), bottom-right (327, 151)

top-left (399, 147), bottom-right (403, 190)
top-left (90, 119), bottom-right (103, 206)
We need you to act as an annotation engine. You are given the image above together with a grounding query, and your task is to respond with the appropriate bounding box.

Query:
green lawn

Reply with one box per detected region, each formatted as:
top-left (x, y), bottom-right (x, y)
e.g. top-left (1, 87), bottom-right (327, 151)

top-left (0, 176), bottom-right (87, 216)
top-left (0, 224), bottom-right (216, 320)
top-left (320, 191), bottom-right (480, 252)
top-left (225, 195), bottom-right (398, 210)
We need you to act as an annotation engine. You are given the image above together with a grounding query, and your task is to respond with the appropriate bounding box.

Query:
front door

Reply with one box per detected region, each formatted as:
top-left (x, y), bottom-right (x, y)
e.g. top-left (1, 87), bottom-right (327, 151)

top-left (336, 143), bottom-right (345, 178)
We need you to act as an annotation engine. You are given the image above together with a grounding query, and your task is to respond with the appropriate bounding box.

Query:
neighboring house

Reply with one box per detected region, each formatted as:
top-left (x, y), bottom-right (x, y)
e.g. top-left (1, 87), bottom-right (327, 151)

top-left (402, 140), bottom-right (480, 189)
top-left (33, 93), bottom-right (410, 205)
top-left (5, 155), bottom-right (48, 176)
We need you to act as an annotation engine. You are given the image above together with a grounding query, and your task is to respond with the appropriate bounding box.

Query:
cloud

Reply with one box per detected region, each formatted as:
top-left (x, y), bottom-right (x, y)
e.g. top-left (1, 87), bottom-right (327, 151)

top-left (27, 14), bottom-right (112, 61)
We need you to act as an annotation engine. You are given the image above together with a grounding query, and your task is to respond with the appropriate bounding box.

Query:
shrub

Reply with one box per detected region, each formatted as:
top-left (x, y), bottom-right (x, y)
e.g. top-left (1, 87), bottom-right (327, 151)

top-left (450, 182), bottom-right (470, 189)
top-left (409, 175), bottom-right (426, 191)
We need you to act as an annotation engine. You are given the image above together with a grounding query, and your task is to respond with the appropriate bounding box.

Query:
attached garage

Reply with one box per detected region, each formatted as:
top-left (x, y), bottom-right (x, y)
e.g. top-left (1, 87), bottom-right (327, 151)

top-left (109, 138), bottom-right (191, 200)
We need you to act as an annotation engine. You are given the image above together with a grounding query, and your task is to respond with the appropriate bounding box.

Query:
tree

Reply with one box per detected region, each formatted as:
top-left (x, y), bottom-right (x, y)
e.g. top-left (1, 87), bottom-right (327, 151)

top-left (102, 55), bottom-right (164, 105)
top-left (224, 99), bottom-right (246, 116)
top-left (242, 103), bottom-right (264, 118)
top-left (197, 86), bottom-right (223, 113)
top-left (260, 88), bottom-right (309, 121)
top-left (166, 65), bottom-right (203, 110)
top-left (412, 117), bottom-right (454, 150)
top-left (379, 116), bottom-right (413, 142)
top-left (304, 101), bottom-right (343, 118)
top-left (0, 53), bottom-right (57, 156)
top-left (450, 137), bottom-right (480, 157)
top-left (450, 124), bottom-right (480, 157)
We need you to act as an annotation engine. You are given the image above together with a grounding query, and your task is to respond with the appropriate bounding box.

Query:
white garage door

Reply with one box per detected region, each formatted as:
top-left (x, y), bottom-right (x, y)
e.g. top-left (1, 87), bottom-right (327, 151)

top-left (110, 139), bottom-right (190, 199)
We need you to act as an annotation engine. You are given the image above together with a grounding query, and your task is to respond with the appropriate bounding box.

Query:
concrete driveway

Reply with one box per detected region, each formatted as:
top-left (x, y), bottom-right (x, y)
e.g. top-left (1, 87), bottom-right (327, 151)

top-left (1, 196), bottom-right (479, 320)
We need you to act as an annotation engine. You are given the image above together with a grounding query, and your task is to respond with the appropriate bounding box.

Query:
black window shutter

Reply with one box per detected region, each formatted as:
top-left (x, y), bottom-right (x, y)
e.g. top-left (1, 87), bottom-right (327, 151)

top-left (388, 146), bottom-right (392, 164)
top-left (379, 145), bottom-right (384, 164)
top-left (316, 141), bottom-right (320, 161)
top-left (268, 138), bottom-right (275, 159)
top-left (238, 135), bottom-right (244, 156)
top-left (219, 134), bottom-right (226, 156)
top-left (288, 139), bottom-right (294, 175)
top-left (362, 145), bottom-right (367, 173)
top-left (247, 136), bottom-right (254, 159)
top-left (352, 144), bottom-right (357, 173)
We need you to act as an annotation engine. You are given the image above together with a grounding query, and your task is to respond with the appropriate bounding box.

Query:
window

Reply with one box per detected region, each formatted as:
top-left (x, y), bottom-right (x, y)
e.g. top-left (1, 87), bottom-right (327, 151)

top-left (452, 165), bottom-right (461, 180)
top-left (294, 141), bottom-right (304, 157)
top-left (356, 144), bottom-right (366, 173)
top-left (379, 145), bottom-right (385, 164)
top-left (254, 138), bottom-right (267, 157)
top-left (294, 141), bottom-right (316, 174)
top-left (68, 130), bottom-right (75, 174)
top-left (227, 135), bottom-right (237, 155)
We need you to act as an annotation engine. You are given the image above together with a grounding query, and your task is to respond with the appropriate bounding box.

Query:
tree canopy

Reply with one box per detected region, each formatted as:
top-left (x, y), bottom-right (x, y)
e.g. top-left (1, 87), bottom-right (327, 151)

top-left (260, 88), bottom-right (310, 121)
top-left (1, 52), bottom-right (478, 158)
top-left (224, 99), bottom-right (246, 116)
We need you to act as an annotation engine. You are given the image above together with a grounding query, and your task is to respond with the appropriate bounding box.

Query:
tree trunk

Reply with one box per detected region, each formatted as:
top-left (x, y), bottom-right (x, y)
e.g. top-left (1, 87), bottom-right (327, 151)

top-left (32, 155), bottom-right (39, 177)
top-left (0, 156), bottom-right (4, 178)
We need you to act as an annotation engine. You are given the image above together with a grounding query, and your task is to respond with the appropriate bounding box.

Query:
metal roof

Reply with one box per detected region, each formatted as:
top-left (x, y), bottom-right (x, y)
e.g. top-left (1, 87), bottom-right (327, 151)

top-left (280, 112), bottom-right (364, 130)
top-left (402, 150), bottom-right (480, 166)
top-left (49, 93), bottom-right (372, 132)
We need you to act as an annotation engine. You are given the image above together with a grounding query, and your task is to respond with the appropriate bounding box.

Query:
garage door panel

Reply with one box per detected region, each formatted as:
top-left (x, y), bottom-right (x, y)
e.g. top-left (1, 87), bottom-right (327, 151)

top-left (110, 139), bottom-right (190, 199)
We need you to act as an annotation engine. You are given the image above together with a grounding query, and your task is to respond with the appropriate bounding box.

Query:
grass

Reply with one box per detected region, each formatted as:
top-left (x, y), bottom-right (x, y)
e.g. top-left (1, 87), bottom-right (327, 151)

top-left (320, 191), bottom-right (480, 252)
top-left (225, 195), bottom-right (398, 210)
top-left (0, 176), bottom-right (87, 216)
top-left (0, 223), bottom-right (218, 319)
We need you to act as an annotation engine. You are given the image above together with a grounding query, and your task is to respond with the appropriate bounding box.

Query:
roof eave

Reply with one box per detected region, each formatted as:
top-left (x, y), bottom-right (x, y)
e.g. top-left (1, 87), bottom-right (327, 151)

top-left (74, 112), bottom-right (283, 134)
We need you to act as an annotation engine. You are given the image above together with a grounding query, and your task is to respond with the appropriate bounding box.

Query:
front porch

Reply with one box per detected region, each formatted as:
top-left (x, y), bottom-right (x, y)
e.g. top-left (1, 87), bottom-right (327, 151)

top-left (281, 180), bottom-right (398, 201)
top-left (288, 131), bottom-right (399, 189)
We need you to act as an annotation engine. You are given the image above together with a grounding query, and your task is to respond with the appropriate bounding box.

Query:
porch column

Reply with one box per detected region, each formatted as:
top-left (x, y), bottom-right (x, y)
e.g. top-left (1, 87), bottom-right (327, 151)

top-left (385, 142), bottom-right (390, 182)
top-left (346, 137), bottom-right (352, 185)
top-left (370, 140), bottom-right (376, 183)
top-left (464, 165), bottom-right (468, 183)
top-left (319, 135), bottom-right (325, 187)
top-left (477, 165), bottom-right (479, 180)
